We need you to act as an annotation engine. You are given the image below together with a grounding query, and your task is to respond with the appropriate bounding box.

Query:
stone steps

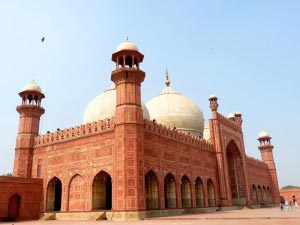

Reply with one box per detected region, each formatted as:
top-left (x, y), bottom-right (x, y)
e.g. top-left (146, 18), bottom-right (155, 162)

top-left (39, 212), bottom-right (107, 221)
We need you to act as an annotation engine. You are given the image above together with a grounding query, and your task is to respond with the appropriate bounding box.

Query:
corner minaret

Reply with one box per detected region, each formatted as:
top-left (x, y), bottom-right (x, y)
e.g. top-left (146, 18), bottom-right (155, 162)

top-left (13, 81), bottom-right (45, 177)
top-left (258, 131), bottom-right (280, 204)
top-left (111, 38), bottom-right (146, 219)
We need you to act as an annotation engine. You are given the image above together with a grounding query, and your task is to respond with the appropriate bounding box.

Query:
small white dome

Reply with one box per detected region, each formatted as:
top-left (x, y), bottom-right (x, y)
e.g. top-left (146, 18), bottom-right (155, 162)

top-left (116, 39), bottom-right (138, 52)
top-left (23, 81), bottom-right (42, 93)
top-left (235, 111), bottom-right (241, 115)
top-left (259, 131), bottom-right (270, 139)
top-left (227, 113), bottom-right (235, 119)
top-left (83, 84), bottom-right (149, 124)
top-left (146, 86), bottom-right (204, 137)
top-left (209, 94), bottom-right (217, 99)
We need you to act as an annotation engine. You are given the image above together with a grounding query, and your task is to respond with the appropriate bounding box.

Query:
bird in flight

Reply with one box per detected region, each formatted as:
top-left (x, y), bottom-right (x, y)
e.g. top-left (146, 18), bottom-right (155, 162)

top-left (41, 37), bottom-right (45, 42)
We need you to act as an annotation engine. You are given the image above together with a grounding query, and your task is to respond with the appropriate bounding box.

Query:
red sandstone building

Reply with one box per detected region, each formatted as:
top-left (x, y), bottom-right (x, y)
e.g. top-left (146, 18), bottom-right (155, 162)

top-left (280, 188), bottom-right (300, 205)
top-left (0, 39), bottom-right (280, 221)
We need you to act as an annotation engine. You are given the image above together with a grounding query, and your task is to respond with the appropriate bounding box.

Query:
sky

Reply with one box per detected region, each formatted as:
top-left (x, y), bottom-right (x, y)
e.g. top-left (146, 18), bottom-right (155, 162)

top-left (0, 1), bottom-right (299, 187)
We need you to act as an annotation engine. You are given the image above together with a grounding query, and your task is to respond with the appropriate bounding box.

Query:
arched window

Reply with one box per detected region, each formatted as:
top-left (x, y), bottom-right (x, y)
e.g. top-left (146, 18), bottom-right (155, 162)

top-left (262, 186), bottom-right (267, 204)
top-left (207, 179), bottom-right (215, 207)
top-left (164, 173), bottom-right (176, 208)
top-left (181, 176), bottom-right (191, 208)
top-left (92, 171), bottom-right (112, 210)
top-left (257, 186), bottom-right (262, 204)
top-left (252, 185), bottom-right (257, 205)
top-left (267, 187), bottom-right (272, 204)
top-left (195, 177), bottom-right (204, 207)
top-left (46, 177), bottom-right (62, 211)
top-left (145, 170), bottom-right (159, 209)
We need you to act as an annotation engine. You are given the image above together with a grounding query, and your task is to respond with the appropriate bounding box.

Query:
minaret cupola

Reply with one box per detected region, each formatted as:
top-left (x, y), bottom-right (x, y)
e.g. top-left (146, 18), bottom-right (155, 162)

top-left (112, 37), bottom-right (144, 70)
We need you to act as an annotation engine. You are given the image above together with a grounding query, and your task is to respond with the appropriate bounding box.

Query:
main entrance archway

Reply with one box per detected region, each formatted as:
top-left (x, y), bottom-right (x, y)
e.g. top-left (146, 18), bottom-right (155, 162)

top-left (226, 140), bottom-right (246, 206)
top-left (46, 177), bottom-right (62, 211)
top-left (92, 171), bottom-right (112, 210)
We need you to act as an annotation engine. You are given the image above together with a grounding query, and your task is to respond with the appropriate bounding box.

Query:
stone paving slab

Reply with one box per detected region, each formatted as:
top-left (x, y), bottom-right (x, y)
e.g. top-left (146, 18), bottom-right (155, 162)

top-left (1, 207), bottom-right (300, 225)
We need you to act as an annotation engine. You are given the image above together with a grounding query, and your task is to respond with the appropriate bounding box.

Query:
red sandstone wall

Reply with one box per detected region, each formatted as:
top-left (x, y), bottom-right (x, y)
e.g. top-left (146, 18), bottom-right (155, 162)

top-left (280, 188), bottom-right (300, 204)
top-left (32, 127), bottom-right (115, 212)
top-left (27, 114), bottom-right (276, 213)
top-left (0, 176), bottom-right (42, 221)
top-left (245, 156), bottom-right (272, 203)
top-left (246, 156), bottom-right (270, 187)
top-left (143, 127), bottom-right (219, 208)
top-left (32, 117), bottom-right (218, 212)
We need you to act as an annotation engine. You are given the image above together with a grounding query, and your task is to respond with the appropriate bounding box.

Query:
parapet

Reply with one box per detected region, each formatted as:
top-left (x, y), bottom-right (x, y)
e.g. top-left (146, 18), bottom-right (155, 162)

top-left (144, 119), bottom-right (214, 151)
top-left (245, 156), bottom-right (268, 169)
top-left (214, 112), bottom-right (242, 132)
top-left (0, 176), bottom-right (43, 184)
top-left (34, 117), bottom-right (115, 147)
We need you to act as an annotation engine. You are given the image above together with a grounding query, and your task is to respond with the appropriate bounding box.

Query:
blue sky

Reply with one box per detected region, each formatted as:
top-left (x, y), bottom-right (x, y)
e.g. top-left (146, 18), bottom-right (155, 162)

top-left (0, 1), bottom-right (299, 187)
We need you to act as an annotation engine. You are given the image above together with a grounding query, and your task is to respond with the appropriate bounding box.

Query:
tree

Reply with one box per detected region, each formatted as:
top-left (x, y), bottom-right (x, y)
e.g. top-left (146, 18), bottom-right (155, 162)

top-left (281, 185), bottom-right (300, 189)
top-left (1, 173), bottom-right (12, 177)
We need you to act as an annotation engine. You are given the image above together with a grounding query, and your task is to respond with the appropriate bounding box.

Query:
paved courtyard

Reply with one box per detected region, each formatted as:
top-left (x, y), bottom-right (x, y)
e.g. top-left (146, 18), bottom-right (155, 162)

top-left (2, 207), bottom-right (300, 225)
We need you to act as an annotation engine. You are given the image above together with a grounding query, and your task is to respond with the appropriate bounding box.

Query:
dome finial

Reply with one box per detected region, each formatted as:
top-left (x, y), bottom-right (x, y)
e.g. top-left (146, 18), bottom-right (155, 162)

top-left (165, 68), bottom-right (170, 87)
top-left (126, 36), bottom-right (129, 41)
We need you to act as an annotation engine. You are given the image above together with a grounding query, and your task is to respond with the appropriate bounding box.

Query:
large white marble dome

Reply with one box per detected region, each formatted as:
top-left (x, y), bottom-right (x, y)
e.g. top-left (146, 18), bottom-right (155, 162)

top-left (146, 84), bottom-right (204, 137)
top-left (83, 84), bottom-right (150, 124)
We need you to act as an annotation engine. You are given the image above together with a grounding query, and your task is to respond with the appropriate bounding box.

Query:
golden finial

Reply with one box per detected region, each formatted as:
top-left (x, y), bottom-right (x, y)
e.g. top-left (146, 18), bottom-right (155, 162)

top-left (165, 68), bottom-right (170, 87)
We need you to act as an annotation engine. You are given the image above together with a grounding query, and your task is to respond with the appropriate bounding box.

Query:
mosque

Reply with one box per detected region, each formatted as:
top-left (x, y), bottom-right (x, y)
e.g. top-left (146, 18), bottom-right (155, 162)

top-left (0, 39), bottom-right (280, 221)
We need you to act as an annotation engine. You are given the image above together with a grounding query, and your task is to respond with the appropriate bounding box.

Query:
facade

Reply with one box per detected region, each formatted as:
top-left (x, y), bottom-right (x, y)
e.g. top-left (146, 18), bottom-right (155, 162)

top-left (1, 39), bottom-right (280, 221)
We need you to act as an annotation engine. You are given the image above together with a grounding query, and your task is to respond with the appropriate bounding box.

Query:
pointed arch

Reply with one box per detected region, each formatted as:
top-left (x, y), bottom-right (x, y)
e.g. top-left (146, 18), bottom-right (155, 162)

top-left (262, 186), bottom-right (267, 204)
top-left (252, 184), bottom-right (257, 205)
top-left (226, 140), bottom-right (246, 206)
top-left (207, 179), bottom-right (215, 207)
top-left (145, 170), bottom-right (159, 209)
top-left (181, 175), bottom-right (191, 208)
top-left (125, 55), bottom-right (133, 68)
top-left (46, 177), bottom-right (62, 211)
top-left (257, 185), bottom-right (262, 204)
top-left (195, 177), bottom-right (204, 207)
top-left (267, 186), bottom-right (272, 204)
top-left (8, 194), bottom-right (21, 219)
top-left (164, 173), bottom-right (176, 208)
top-left (68, 174), bottom-right (86, 211)
top-left (92, 171), bottom-right (112, 210)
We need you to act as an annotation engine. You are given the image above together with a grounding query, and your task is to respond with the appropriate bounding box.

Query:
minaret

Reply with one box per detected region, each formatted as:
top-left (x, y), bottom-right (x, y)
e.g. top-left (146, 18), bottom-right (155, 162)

top-left (111, 38), bottom-right (146, 219)
top-left (13, 81), bottom-right (45, 177)
top-left (208, 94), bottom-right (229, 206)
top-left (258, 131), bottom-right (280, 204)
